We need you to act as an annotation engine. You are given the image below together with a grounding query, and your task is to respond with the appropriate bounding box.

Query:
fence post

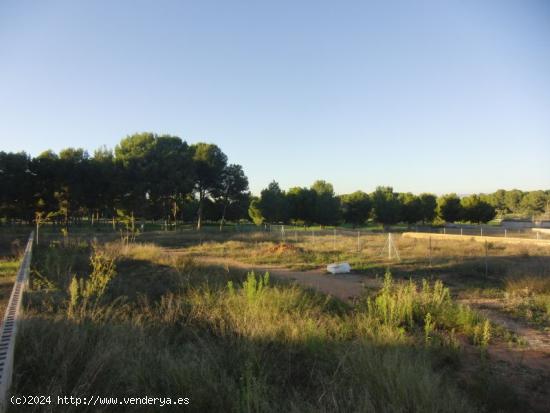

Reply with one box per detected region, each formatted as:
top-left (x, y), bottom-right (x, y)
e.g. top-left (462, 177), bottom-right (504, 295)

top-left (428, 236), bottom-right (432, 268)
top-left (481, 227), bottom-right (483, 237)
top-left (485, 240), bottom-right (489, 277)
top-left (504, 229), bottom-right (507, 238)
top-left (357, 231), bottom-right (360, 252)
top-left (333, 228), bottom-right (336, 250)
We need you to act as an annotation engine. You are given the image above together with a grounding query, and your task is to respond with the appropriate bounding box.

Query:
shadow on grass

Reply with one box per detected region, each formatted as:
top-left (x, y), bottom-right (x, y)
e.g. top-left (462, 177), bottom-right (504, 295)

top-left (12, 254), bottom-right (531, 413)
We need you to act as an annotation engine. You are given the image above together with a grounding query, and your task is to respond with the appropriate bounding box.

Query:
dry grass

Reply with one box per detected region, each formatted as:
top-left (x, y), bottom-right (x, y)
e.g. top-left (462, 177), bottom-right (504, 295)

top-left (8, 237), bottom-right (520, 412)
top-left (167, 230), bottom-right (550, 331)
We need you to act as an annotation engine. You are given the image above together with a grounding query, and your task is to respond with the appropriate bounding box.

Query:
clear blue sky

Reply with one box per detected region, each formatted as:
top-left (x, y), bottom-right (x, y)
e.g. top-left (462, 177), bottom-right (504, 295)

top-left (1, 0), bottom-right (549, 195)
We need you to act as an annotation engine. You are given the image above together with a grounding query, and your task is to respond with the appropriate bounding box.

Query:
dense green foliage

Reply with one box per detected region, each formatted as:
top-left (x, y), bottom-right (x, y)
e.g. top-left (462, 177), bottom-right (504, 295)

top-left (438, 194), bottom-right (464, 223)
top-left (340, 191), bottom-right (371, 226)
top-left (250, 182), bottom-right (547, 226)
top-left (1, 136), bottom-right (547, 228)
top-left (0, 134), bottom-right (250, 228)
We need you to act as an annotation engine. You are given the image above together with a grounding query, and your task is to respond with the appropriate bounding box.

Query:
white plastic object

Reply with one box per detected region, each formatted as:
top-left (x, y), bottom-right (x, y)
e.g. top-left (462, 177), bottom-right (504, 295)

top-left (326, 262), bottom-right (351, 274)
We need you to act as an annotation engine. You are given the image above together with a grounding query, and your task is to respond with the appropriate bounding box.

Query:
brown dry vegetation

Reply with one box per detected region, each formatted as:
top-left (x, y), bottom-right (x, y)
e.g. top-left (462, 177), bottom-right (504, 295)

top-left (5, 229), bottom-right (550, 412)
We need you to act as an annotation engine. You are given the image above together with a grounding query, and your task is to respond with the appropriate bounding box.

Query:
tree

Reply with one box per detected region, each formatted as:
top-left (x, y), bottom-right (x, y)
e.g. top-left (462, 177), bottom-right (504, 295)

top-left (371, 186), bottom-right (401, 227)
top-left (504, 190), bottom-right (523, 214)
top-left (58, 147), bottom-right (97, 225)
top-left (258, 181), bottom-right (288, 223)
top-left (419, 193), bottom-right (437, 223)
top-left (0, 151), bottom-right (35, 222)
top-left (461, 195), bottom-right (496, 223)
top-left (223, 191), bottom-right (251, 222)
top-left (114, 133), bottom-right (195, 229)
top-left (214, 164), bottom-right (249, 230)
top-left (487, 189), bottom-right (507, 216)
top-left (32, 150), bottom-right (61, 223)
top-left (311, 180), bottom-right (340, 226)
top-left (437, 194), bottom-right (463, 223)
top-left (286, 187), bottom-right (317, 225)
top-left (340, 191), bottom-right (371, 227)
top-left (520, 190), bottom-right (548, 215)
top-left (0, 134), bottom-right (243, 229)
top-left (190, 143), bottom-right (228, 230)
top-left (115, 133), bottom-right (157, 222)
top-left (34, 198), bottom-right (57, 245)
top-left (248, 197), bottom-right (264, 225)
top-left (148, 136), bottom-right (193, 227)
top-left (399, 193), bottom-right (423, 225)
top-left (91, 147), bottom-right (117, 225)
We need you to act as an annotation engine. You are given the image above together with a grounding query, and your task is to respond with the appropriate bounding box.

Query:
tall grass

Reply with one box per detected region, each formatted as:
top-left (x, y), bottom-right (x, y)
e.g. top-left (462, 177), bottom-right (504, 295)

top-left (9, 240), bottom-right (515, 412)
top-left (360, 272), bottom-right (489, 346)
top-left (504, 274), bottom-right (550, 327)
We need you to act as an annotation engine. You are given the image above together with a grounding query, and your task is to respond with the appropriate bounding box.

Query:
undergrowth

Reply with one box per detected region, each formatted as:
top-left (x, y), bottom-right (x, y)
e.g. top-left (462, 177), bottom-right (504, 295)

top-left (8, 240), bottom-right (520, 412)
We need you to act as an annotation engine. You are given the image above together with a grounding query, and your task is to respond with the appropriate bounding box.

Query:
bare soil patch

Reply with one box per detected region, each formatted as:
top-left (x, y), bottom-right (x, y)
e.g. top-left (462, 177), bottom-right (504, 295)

top-left (192, 255), bottom-right (380, 302)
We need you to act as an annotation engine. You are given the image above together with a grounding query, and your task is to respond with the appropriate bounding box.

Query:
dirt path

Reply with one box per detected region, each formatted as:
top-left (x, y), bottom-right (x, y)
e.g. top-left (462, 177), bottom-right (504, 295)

top-left (459, 298), bottom-right (550, 350)
top-left (457, 297), bottom-right (550, 372)
top-left (186, 254), bottom-right (550, 411)
top-left (190, 253), bottom-right (550, 361)
top-left (194, 256), bottom-right (380, 302)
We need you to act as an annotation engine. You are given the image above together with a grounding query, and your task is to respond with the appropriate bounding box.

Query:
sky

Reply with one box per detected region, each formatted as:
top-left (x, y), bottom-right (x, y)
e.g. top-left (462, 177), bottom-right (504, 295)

top-left (1, 0), bottom-right (549, 196)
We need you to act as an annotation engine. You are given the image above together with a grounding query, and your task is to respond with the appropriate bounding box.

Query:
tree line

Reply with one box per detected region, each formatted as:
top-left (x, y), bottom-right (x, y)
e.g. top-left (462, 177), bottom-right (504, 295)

top-left (1, 134), bottom-right (548, 230)
top-left (249, 182), bottom-right (550, 227)
top-left (0, 133), bottom-right (250, 230)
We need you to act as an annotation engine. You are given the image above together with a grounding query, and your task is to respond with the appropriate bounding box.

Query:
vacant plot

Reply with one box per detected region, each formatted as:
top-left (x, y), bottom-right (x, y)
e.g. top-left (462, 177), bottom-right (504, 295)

top-left (6, 229), bottom-right (550, 412)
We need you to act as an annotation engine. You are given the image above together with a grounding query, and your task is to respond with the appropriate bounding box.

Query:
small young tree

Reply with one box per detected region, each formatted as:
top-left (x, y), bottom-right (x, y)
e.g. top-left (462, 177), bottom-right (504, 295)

top-left (34, 198), bottom-right (57, 245)
top-left (248, 197), bottom-right (264, 225)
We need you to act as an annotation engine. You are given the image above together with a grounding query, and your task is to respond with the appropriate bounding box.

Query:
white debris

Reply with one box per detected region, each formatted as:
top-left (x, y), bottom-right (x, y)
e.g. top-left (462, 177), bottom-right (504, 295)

top-left (326, 262), bottom-right (351, 274)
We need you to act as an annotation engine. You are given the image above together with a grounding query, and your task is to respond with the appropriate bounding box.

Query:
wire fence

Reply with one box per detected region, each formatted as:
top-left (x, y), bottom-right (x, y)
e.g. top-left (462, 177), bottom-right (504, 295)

top-left (179, 223), bottom-right (550, 274)
top-left (265, 224), bottom-right (550, 243)
top-left (412, 225), bottom-right (550, 240)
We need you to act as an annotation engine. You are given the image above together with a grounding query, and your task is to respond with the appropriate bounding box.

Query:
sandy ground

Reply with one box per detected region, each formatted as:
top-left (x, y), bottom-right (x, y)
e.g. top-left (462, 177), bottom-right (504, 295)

top-left (194, 256), bottom-right (381, 302)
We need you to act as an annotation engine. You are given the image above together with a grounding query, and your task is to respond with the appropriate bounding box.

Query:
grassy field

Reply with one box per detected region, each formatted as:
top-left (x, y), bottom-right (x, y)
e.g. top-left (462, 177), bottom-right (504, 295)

top-left (3, 229), bottom-right (549, 412)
